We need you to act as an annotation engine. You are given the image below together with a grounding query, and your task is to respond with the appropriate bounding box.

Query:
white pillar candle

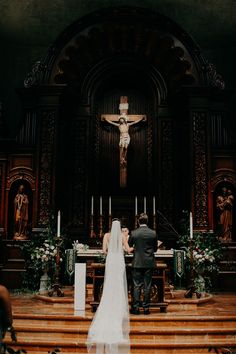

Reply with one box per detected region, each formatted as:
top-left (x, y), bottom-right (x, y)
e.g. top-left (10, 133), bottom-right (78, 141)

top-left (91, 196), bottom-right (94, 215)
top-left (100, 196), bottom-right (102, 215)
top-left (144, 196), bottom-right (146, 213)
top-left (153, 196), bottom-right (156, 215)
top-left (109, 196), bottom-right (111, 215)
top-left (57, 210), bottom-right (61, 237)
top-left (135, 196), bottom-right (138, 215)
top-left (190, 211), bottom-right (193, 239)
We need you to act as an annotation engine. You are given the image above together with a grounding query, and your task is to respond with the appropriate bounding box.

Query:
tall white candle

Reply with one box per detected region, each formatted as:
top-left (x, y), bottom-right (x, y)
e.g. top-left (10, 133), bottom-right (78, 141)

top-left (144, 196), bottom-right (146, 213)
top-left (190, 211), bottom-right (193, 239)
top-left (57, 210), bottom-right (61, 237)
top-left (109, 196), bottom-right (111, 215)
top-left (135, 196), bottom-right (138, 215)
top-left (91, 196), bottom-right (94, 215)
top-left (153, 196), bottom-right (156, 215)
top-left (100, 196), bottom-right (102, 215)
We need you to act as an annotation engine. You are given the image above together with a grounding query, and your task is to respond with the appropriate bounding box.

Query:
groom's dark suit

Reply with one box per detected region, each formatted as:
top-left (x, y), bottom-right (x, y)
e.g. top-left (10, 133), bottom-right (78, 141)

top-left (128, 225), bottom-right (158, 313)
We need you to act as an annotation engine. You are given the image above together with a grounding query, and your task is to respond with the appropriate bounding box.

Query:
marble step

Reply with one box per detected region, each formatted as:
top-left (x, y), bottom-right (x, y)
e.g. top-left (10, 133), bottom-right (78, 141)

top-left (13, 314), bottom-right (236, 328)
top-left (5, 325), bottom-right (236, 342)
top-left (4, 337), bottom-right (236, 354)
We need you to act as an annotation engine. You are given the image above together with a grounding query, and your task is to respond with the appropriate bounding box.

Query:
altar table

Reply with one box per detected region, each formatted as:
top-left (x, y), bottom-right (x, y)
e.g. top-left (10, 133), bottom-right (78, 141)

top-left (76, 249), bottom-right (173, 313)
top-left (89, 261), bottom-right (168, 313)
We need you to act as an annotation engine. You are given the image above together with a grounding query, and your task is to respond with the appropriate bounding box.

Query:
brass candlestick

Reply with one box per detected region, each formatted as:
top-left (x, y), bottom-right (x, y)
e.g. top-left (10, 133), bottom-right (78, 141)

top-left (153, 214), bottom-right (156, 230)
top-left (184, 238), bottom-right (201, 299)
top-left (135, 214), bottom-right (138, 229)
top-left (48, 236), bottom-right (64, 297)
top-left (99, 214), bottom-right (103, 238)
top-left (90, 214), bottom-right (96, 238)
top-left (109, 214), bottom-right (112, 231)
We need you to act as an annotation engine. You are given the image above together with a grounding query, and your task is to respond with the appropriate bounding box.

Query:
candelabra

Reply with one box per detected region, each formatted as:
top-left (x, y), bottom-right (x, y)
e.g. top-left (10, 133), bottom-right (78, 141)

top-left (135, 214), bottom-right (138, 229)
top-left (153, 214), bottom-right (156, 230)
top-left (99, 214), bottom-right (103, 238)
top-left (90, 214), bottom-right (96, 238)
top-left (109, 214), bottom-right (112, 231)
top-left (48, 236), bottom-right (64, 297)
top-left (184, 238), bottom-right (201, 299)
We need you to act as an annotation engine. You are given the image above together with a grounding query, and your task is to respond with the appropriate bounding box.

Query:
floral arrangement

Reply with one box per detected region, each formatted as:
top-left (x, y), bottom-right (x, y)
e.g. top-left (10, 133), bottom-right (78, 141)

top-left (72, 241), bottom-right (89, 253)
top-left (192, 246), bottom-right (219, 274)
top-left (21, 225), bottom-right (65, 290)
top-left (30, 241), bottom-right (59, 269)
top-left (178, 211), bottom-right (223, 292)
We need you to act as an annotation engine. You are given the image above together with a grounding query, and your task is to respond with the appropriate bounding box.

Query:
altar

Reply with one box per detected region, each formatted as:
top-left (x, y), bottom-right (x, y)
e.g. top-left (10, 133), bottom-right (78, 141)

top-left (76, 249), bottom-right (174, 313)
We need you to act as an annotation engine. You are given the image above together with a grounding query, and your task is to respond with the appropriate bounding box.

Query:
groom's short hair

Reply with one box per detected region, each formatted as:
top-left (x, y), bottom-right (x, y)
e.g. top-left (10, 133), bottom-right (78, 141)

top-left (138, 213), bottom-right (148, 225)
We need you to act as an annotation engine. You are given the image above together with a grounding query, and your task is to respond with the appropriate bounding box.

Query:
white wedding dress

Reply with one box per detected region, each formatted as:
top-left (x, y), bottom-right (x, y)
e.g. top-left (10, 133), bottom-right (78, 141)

top-left (87, 220), bottom-right (130, 354)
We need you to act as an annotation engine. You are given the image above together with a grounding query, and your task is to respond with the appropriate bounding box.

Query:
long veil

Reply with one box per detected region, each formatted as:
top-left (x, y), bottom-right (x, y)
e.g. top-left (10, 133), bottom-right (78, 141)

top-left (87, 220), bottom-right (130, 353)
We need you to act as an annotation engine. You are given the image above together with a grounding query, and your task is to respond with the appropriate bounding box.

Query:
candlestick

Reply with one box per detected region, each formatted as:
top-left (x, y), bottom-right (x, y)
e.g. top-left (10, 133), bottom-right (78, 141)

top-left (135, 196), bottom-right (138, 215)
top-left (91, 196), bottom-right (94, 215)
top-left (153, 196), bottom-right (156, 215)
top-left (57, 210), bottom-right (61, 237)
top-left (144, 196), bottom-right (146, 213)
top-left (109, 196), bottom-right (111, 215)
top-left (100, 196), bottom-right (102, 215)
top-left (190, 211), bottom-right (193, 239)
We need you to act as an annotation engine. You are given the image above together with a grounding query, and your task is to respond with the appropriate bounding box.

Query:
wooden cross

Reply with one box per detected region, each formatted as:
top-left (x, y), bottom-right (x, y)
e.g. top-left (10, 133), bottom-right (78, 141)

top-left (101, 96), bottom-right (146, 188)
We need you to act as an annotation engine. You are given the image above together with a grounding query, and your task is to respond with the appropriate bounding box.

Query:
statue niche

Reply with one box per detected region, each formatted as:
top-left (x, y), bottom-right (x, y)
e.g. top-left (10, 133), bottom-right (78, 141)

top-left (8, 181), bottom-right (32, 240)
top-left (215, 184), bottom-right (235, 242)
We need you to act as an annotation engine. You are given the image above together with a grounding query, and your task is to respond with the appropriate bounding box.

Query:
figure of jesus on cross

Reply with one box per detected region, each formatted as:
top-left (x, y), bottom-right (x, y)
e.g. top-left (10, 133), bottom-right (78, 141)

top-left (101, 96), bottom-right (146, 188)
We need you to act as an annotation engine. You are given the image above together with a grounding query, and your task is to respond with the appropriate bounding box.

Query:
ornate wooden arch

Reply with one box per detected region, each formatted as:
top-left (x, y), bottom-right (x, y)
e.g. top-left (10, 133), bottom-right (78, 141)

top-left (23, 6), bottom-right (218, 91)
top-left (211, 170), bottom-right (236, 190)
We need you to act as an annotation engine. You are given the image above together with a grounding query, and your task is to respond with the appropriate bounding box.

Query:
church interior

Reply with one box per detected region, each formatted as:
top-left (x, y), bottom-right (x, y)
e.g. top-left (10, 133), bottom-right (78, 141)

top-left (0, 1), bottom-right (236, 353)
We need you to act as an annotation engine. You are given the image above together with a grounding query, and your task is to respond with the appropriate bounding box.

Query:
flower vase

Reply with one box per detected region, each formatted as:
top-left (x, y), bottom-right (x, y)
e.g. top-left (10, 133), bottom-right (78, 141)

top-left (194, 267), bottom-right (206, 296)
top-left (39, 265), bottom-right (50, 294)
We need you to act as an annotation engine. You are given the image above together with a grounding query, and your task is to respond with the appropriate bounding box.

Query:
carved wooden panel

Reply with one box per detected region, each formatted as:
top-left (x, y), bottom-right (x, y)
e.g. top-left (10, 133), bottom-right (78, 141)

top-left (160, 119), bottom-right (174, 222)
top-left (192, 111), bottom-right (208, 228)
top-left (70, 118), bottom-right (88, 228)
top-left (38, 111), bottom-right (56, 226)
top-left (0, 163), bottom-right (3, 228)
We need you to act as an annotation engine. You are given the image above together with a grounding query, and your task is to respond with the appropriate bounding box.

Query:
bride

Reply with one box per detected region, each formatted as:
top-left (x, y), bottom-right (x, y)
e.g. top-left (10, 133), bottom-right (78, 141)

top-left (87, 219), bottom-right (133, 353)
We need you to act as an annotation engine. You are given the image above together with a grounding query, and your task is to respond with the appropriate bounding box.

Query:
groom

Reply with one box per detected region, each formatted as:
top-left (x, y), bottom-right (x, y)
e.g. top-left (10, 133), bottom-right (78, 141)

top-left (128, 213), bottom-right (158, 315)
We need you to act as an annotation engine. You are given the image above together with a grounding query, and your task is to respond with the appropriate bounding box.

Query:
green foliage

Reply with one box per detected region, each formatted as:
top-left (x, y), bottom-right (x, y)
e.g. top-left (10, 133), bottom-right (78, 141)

top-left (178, 211), bottom-right (223, 292)
top-left (20, 226), bottom-right (64, 291)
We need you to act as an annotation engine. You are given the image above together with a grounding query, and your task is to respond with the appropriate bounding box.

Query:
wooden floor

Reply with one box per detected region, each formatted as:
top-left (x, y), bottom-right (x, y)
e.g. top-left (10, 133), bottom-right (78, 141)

top-left (3, 288), bottom-right (236, 354)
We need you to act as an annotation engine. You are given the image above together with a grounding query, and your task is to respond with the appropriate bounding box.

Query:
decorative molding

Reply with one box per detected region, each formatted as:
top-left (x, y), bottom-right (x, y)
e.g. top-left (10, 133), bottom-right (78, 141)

top-left (192, 111), bottom-right (208, 227)
top-left (211, 171), bottom-right (236, 190)
top-left (203, 62), bottom-right (225, 90)
top-left (7, 173), bottom-right (35, 190)
top-left (24, 61), bottom-right (48, 88)
top-left (38, 111), bottom-right (56, 226)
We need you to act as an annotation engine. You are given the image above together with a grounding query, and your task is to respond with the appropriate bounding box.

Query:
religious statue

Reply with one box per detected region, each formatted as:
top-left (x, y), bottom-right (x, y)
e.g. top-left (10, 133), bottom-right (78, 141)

top-left (13, 184), bottom-right (29, 240)
top-left (216, 187), bottom-right (234, 242)
top-left (104, 113), bottom-right (144, 167)
top-left (101, 96), bottom-right (146, 187)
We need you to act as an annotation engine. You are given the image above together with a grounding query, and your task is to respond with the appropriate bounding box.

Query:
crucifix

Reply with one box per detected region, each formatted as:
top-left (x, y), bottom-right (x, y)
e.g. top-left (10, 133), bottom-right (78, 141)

top-left (101, 96), bottom-right (146, 188)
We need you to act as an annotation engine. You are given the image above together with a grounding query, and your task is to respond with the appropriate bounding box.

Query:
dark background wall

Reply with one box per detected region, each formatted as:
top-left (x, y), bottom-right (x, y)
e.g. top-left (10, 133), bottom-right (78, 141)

top-left (1, 0), bottom-right (236, 137)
